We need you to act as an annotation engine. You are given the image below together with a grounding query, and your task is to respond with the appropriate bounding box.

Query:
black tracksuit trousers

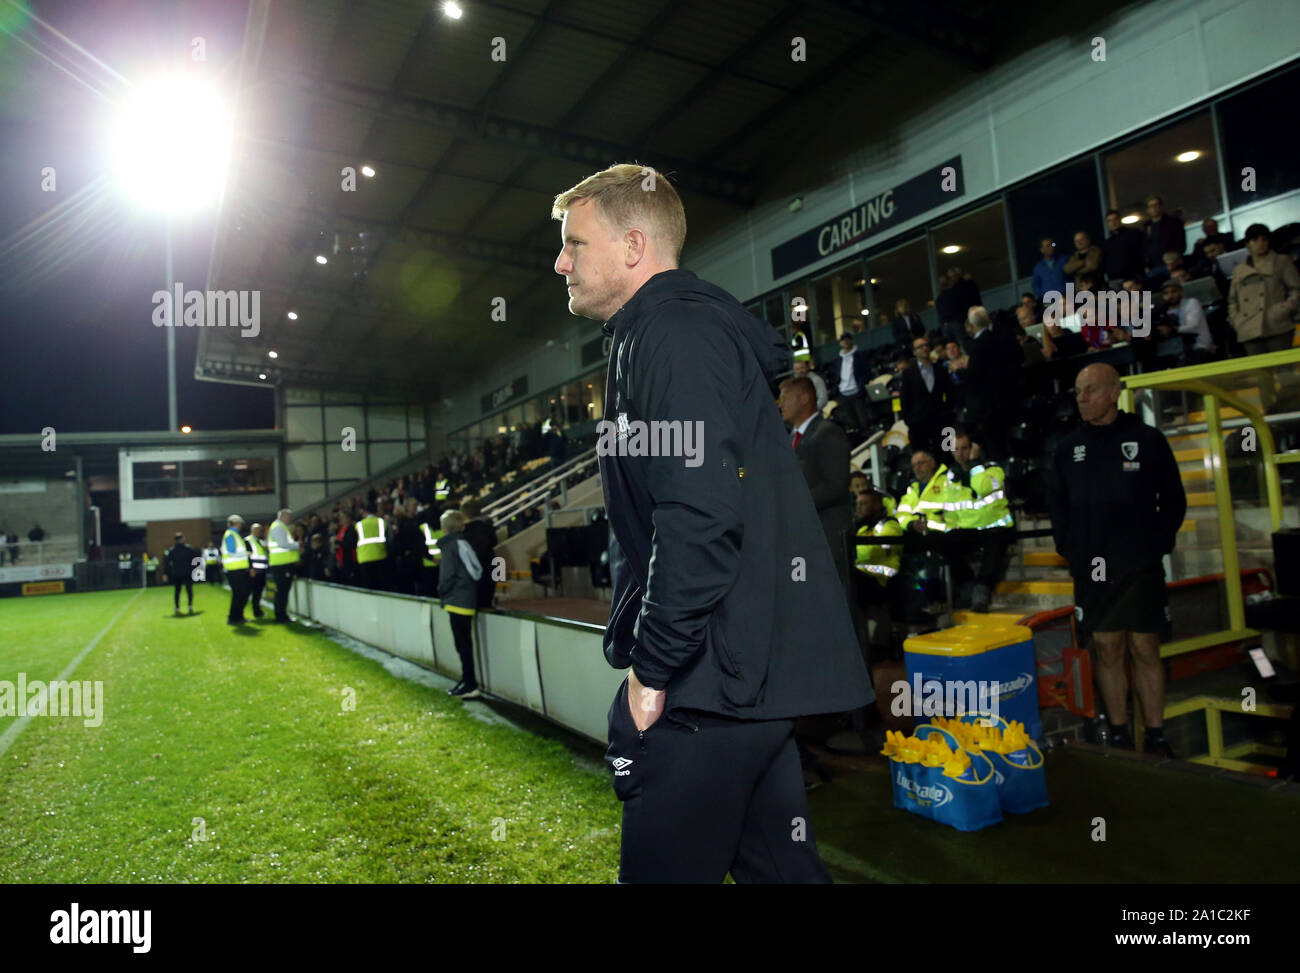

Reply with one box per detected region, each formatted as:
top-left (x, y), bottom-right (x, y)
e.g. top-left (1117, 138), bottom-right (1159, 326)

top-left (227, 569), bottom-right (250, 623)
top-left (605, 676), bottom-right (832, 884)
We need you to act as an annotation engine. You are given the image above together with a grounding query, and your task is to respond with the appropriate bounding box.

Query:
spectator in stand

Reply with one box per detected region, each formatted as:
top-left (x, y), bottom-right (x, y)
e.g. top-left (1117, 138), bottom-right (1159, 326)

top-left (895, 298), bottom-right (926, 341)
top-left (832, 332), bottom-right (872, 437)
top-left (1147, 251), bottom-right (1186, 288)
top-left (899, 335), bottom-right (952, 456)
top-left (1156, 280), bottom-right (1216, 365)
top-left (1020, 293), bottom-right (1037, 314)
top-left (849, 470), bottom-right (871, 502)
top-left (1032, 237), bottom-right (1069, 303)
top-left (1065, 230), bottom-right (1103, 289)
top-left (1190, 238), bottom-right (1232, 295)
top-left (1190, 218), bottom-right (1233, 262)
top-left (388, 508), bottom-right (422, 595)
top-left (545, 416), bottom-right (566, 469)
top-left (791, 354), bottom-right (828, 411)
top-left (1102, 209), bottom-right (1147, 284)
top-left (958, 306), bottom-right (1018, 458)
top-left (459, 499), bottom-right (498, 610)
top-left (1142, 194), bottom-right (1186, 275)
top-left (936, 268), bottom-right (982, 344)
top-left (1015, 319), bottom-right (1047, 366)
top-left (942, 338), bottom-right (968, 376)
top-left (335, 511), bottom-right (357, 586)
top-left (1229, 223), bottom-right (1300, 410)
top-left (306, 533), bottom-right (328, 580)
top-left (7, 529), bottom-right (19, 564)
top-left (28, 523), bottom-right (45, 544)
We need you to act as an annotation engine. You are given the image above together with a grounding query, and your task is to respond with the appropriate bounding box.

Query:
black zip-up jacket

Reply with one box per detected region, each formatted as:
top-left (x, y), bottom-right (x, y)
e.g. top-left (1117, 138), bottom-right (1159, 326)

top-left (163, 543), bottom-right (197, 581)
top-left (1049, 410), bottom-right (1187, 580)
top-left (599, 269), bottom-right (872, 721)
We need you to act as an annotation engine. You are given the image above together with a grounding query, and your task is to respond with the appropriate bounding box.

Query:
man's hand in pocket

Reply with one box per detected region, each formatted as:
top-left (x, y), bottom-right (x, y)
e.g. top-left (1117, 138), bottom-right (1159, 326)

top-left (627, 669), bottom-right (666, 733)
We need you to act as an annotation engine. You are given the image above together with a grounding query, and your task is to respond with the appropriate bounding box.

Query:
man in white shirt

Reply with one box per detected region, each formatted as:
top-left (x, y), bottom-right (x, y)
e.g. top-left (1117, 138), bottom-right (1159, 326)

top-left (1158, 280), bottom-right (1215, 365)
top-left (792, 353), bottom-right (828, 412)
top-left (833, 333), bottom-right (871, 436)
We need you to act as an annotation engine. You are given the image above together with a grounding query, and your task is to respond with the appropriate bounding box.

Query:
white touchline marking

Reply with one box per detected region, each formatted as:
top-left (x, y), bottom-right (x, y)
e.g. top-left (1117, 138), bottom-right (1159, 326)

top-left (0, 589), bottom-right (144, 760)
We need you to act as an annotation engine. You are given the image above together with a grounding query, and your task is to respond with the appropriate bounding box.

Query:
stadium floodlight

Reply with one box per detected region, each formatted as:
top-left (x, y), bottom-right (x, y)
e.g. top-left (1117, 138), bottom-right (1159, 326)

top-left (444, 2), bottom-right (464, 19)
top-left (1121, 214), bottom-right (1140, 224)
top-left (361, 164), bottom-right (376, 177)
top-left (315, 254), bottom-right (328, 264)
top-left (268, 350), bottom-right (278, 359)
top-left (941, 245), bottom-right (960, 254)
top-left (110, 75), bottom-right (233, 215)
top-left (181, 425), bottom-right (193, 433)
top-left (258, 372), bottom-right (267, 380)
top-left (1176, 150), bottom-right (1200, 163)
top-left (287, 311), bottom-right (298, 320)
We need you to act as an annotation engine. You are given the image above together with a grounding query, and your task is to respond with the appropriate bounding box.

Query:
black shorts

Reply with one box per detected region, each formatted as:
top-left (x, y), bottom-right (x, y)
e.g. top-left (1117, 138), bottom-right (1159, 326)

top-left (1073, 561), bottom-right (1171, 640)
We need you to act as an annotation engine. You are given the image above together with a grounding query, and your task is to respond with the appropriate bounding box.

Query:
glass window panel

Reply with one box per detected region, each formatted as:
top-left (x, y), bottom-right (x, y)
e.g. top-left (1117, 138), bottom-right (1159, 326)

top-left (1219, 64), bottom-right (1300, 210)
top-left (587, 372), bottom-right (605, 421)
top-left (1007, 159), bottom-right (1103, 281)
top-left (180, 458), bottom-right (275, 496)
top-left (1103, 112), bottom-right (1221, 241)
top-left (933, 200), bottom-right (1012, 294)
top-left (285, 404), bottom-right (322, 442)
top-left (812, 260), bottom-right (868, 338)
top-left (864, 237), bottom-right (931, 325)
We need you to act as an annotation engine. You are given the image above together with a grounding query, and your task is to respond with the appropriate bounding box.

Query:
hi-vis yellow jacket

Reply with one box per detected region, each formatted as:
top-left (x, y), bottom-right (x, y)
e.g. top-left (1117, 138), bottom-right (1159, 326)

top-left (895, 465), bottom-right (961, 532)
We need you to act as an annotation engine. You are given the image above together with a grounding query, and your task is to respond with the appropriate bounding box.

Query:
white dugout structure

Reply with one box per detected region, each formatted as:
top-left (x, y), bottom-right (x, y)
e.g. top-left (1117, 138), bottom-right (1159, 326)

top-left (288, 580), bottom-right (621, 745)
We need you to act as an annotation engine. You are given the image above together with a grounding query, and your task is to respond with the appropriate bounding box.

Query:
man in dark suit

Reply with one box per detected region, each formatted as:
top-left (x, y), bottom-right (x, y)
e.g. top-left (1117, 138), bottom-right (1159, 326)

top-left (899, 335), bottom-right (953, 455)
top-left (956, 306), bottom-right (1020, 459)
top-left (779, 374), bottom-right (869, 756)
top-left (895, 298), bottom-right (926, 342)
top-left (779, 376), bottom-right (854, 599)
top-left (827, 332), bottom-right (872, 438)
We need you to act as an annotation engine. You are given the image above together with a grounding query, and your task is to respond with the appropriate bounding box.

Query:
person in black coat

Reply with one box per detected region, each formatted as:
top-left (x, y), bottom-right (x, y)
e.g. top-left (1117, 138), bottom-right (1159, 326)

top-left (894, 298), bottom-right (927, 341)
top-left (780, 377), bottom-right (854, 596)
top-left (1102, 209), bottom-right (1146, 284)
top-left (1142, 195), bottom-right (1186, 274)
top-left (956, 306), bottom-right (1020, 459)
top-left (556, 166), bottom-right (869, 883)
top-left (899, 335), bottom-right (953, 456)
top-left (459, 499), bottom-right (498, 609)
top-left (163, 532), bottom-right (199, 614)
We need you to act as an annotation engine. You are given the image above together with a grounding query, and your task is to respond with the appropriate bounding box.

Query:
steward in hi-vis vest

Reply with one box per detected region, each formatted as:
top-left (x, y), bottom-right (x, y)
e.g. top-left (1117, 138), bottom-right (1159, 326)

top-left (222, 514), bottom-right (252, 625)
top-left (245, 524), bottom-right (269, 619)
top-left (947, 430), bottom-right (1017, 613)
top-left (267, 509), bottom-right (300, 623)
top-left (355, 509), bottom-right (389, 591)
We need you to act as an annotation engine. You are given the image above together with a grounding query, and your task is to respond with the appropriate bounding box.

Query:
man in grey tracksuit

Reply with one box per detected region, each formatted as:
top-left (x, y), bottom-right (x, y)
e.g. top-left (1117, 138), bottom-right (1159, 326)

top-left (437, 510), bottom-right (484, 700)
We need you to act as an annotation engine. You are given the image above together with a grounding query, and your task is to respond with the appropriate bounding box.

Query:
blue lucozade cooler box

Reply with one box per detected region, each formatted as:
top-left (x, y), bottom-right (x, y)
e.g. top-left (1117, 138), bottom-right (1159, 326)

top-left (903, 624), bottom-right (1042, 742)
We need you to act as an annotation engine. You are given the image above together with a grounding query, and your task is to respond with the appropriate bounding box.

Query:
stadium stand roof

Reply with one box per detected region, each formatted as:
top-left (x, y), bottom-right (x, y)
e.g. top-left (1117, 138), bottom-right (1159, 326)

top-left (197, 0), bottom-right (1133, 398)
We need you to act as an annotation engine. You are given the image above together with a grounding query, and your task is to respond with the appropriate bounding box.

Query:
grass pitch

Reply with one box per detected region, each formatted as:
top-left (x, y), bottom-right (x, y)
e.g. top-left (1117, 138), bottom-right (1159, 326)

top-left (0, 586), bottom-right (619, 882)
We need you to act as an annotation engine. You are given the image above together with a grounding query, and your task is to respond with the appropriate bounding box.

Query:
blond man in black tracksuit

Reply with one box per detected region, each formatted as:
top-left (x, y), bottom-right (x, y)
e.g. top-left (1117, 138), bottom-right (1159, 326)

top-left (552, 164), bottom-right (871, 883)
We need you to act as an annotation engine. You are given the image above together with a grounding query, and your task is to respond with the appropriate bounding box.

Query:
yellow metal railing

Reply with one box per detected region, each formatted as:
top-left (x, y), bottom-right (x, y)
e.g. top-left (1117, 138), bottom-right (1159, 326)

top-left (1162, 695), bottom-right (1294, 773)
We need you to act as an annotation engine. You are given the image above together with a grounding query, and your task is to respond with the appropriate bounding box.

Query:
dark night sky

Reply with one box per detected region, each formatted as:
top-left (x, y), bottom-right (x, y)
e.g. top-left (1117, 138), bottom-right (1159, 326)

top-left (0, 0), bottom-right (273, 435)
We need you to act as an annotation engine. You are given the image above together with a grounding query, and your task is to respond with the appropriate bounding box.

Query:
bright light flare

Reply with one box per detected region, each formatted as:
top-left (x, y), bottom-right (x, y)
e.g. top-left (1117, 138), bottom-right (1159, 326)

top-left (1176, 150), bottom-right (1200, 163)
top-left (110, 76), bottom-right (234, 215)
top-left (444, 2), bottom-right (464, 19)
